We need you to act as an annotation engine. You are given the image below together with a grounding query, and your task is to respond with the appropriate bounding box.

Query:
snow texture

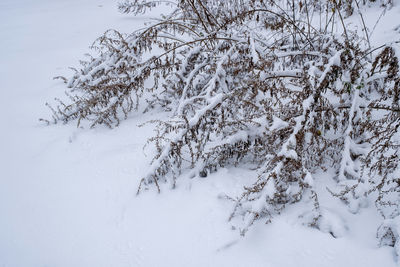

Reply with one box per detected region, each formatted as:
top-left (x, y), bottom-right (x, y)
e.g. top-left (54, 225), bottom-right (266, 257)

top-left (0, 0), bottom-right (399, 266)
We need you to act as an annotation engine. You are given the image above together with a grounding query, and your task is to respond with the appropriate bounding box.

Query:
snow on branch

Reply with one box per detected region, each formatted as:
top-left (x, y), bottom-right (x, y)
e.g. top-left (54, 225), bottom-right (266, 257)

top-left (46, 0), bottom-right (400, 240)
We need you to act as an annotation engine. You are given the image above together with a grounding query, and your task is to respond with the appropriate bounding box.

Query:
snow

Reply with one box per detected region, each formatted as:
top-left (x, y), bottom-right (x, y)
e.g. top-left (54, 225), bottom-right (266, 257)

top-left (304, 172), bottom-right (314, 187)
top-left (0, 0), bottom-right (399, 266)
top-left (270, 116), bottom-right (289, 131)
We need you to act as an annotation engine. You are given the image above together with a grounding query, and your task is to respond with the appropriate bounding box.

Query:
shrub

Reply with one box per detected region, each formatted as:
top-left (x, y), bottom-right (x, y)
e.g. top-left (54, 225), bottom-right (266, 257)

top-left (47, 0), bottom-right (400, 243)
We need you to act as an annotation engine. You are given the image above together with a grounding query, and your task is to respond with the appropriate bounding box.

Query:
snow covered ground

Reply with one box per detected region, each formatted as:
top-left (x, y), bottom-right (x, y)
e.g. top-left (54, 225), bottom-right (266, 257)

top-left (0, 1), bottom-right (399, 266)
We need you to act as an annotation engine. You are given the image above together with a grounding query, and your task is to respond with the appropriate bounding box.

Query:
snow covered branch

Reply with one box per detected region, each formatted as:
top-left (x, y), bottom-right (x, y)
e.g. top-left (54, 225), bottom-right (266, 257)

top-left (46, 0), bottom-right (400, 242)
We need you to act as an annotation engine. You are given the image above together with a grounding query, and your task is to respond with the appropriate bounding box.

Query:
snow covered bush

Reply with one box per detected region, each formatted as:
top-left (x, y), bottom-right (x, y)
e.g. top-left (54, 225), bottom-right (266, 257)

top-left (47, 0), bottom-right (400, 239)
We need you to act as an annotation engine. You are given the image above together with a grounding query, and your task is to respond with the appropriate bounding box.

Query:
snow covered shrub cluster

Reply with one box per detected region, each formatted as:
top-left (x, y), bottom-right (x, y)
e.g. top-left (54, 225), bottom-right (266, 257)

top-left (47, 0), bottom-right (400, 247)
